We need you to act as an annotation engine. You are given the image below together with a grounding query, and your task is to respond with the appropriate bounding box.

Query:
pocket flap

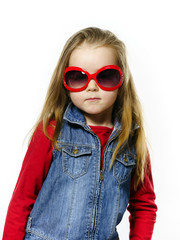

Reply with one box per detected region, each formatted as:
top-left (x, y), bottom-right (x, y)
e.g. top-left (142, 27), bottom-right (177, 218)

top-left (116, 153), bottom-right (136, 167)
top-left (62, 145), bottom-right (92, 157)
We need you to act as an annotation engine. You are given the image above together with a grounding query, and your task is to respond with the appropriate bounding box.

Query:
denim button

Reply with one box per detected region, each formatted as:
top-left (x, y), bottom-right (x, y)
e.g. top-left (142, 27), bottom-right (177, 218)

top-left (123, 155), bottom-right (128, 163)
top-left (72, 149), bottom-right (79, 154)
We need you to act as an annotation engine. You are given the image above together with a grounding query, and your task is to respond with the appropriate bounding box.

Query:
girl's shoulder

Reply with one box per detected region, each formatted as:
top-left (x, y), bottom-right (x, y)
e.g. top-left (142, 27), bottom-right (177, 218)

top-left (32, 120), bottom-right (56, 144)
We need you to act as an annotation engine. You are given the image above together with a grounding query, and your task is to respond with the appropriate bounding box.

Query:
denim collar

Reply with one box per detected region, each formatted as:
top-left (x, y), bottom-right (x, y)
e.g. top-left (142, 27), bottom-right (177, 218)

top-left (63, 102), bottom-right (122, 136)
top-left (63, 102), bottom-right (139, 133)
top-left (64, 102), bottom-right (87, 127)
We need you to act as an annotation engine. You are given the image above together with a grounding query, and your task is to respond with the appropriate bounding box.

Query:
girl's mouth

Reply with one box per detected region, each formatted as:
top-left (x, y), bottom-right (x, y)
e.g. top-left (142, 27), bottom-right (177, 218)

top-left (86, 97), bottom-right (101, 101)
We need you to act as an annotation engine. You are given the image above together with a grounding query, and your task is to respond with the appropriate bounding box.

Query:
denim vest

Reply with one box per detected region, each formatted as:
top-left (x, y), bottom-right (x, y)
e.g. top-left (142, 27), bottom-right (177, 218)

top-left (25, 103), bottom-right (137, 240)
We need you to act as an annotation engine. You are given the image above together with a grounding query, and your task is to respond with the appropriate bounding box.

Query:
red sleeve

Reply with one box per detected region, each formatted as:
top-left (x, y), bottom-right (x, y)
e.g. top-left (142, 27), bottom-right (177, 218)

top-left (2, 122), bottom-right (54, 240)
top-left (127, 153), bottom-right (157, 240)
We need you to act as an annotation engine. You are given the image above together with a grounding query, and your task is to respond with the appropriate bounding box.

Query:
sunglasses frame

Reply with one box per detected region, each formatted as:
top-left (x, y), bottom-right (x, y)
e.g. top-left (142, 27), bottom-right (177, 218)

top-left (63, 65), bottom-right (123, 92)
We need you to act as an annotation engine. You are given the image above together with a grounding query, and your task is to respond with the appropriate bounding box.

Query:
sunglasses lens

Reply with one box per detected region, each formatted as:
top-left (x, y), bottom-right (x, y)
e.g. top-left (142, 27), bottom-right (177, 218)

top-left (65, 70), bottom-right (88, 89)
top-left (97, 69), bottom-right (120, 88)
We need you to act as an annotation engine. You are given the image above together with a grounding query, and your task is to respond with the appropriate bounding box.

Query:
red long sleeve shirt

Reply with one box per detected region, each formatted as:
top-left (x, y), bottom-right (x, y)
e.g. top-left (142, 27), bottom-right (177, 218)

top-left (3, 124), bottom-right (157, 239)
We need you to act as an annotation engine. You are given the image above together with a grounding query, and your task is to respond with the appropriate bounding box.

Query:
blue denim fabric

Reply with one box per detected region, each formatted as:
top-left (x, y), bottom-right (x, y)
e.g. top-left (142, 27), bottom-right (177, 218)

top-left (24, 103), bottom-right (136, 240)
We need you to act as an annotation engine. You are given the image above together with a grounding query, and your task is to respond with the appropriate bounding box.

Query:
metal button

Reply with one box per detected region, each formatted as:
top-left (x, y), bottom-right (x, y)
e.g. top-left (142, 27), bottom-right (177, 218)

top-left (73, 148), bottom-right (78, 154)
top-left (123, 155), bottom-right (128, 163)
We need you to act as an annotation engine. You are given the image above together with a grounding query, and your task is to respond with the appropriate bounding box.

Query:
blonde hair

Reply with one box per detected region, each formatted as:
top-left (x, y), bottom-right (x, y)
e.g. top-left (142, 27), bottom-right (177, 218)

top-left (33, 27), bottom-right (147, 189)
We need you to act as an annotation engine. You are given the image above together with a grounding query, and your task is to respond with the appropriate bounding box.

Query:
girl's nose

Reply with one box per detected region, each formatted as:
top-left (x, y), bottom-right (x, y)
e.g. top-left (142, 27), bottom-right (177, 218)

top-left (86, 79), bottom-right (99, 91)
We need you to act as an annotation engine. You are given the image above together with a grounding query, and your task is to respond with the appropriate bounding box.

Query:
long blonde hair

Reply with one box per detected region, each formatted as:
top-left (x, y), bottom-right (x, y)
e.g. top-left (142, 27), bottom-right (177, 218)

top-left (33, 27), bottom-right (147, 189)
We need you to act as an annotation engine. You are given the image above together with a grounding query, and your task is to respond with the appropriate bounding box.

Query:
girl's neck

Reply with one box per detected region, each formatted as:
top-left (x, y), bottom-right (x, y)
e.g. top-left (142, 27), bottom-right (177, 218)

top-left (84, 112), bottom-right (113, 128)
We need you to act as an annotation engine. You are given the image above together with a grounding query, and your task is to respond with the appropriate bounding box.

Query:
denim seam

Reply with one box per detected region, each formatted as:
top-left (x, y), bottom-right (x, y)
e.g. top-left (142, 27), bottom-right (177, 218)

top-left (108, 184), bottom-right (120, 240)
top-left (61, 143), bottom-right (94, 148)
top-left (26, 216), bottom-right (32, 232)
top-left (64, 179), bottom-right (77, 240)
top-left (86, 161), bottom-right (97, 239)
top-left (86, 137), bottom-right (100, 239)
top-left (89, 135), bottom-right (102, 239)
top-left (62, 152), bottom-right (89, 179)
top-left (113, 159), bottom-right (135, 184)
top-left (26, 228), bottom-right (53, 240)
top-left (94, 179), bottom-right (104, 239)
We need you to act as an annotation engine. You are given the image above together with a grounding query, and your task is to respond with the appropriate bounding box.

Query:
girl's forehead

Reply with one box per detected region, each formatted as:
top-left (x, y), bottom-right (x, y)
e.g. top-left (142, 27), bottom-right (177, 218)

top-left (69, 43), bottom-right (117, 72)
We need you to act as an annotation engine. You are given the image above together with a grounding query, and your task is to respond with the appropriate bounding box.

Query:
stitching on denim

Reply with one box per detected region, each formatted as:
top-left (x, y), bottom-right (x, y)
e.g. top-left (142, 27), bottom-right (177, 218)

top-left (64, 180), bottom-right (77, 240)
top-left (94, 177), bottom-right (104, 238)
top-left (61, 143), bottom-right (94, 148)
top-left (62, 147), bottom-right (92, 157)
top-left (26, 217), bottom-right (32, 232)
top-left (27, 228), bottom-right (54, 240)
top-left (108, 184), bottom-right (120, 240)
top-left (86, 165), bottom-right (98, 239)
top-left (86, 136), bottom-right (100, 239)
top-left (87, 135), bottom-right (101, 239)
top-left (113, 162), bottom-right (134, 184)
top-left (62, 151), bottom-right (89, 179)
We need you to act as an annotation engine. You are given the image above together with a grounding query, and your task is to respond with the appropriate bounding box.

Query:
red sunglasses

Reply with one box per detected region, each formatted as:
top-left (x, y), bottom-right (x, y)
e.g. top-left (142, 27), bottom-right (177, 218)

top-left (63, 65), bottom-right (123, 92)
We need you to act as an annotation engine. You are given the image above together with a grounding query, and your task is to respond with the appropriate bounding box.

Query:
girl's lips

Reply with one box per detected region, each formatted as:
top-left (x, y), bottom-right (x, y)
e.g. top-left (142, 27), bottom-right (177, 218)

top-left (86, 97), bottom-right (101, 101)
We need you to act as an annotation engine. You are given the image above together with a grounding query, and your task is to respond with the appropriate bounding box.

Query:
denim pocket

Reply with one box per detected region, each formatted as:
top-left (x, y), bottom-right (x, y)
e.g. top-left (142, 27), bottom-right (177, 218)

top-left (113, 152), bottom-right (136, 184)
top-left (25, 217), bottom-right (50, 240)
top-left (24, 233), bottom-right (46, 240)
top-left (62, 145), bottom-right (91, 179)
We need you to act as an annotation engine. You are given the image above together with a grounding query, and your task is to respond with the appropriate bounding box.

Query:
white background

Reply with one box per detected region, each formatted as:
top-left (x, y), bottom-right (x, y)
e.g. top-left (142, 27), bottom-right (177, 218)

top-left (0, 0), bottom-right (180, 239)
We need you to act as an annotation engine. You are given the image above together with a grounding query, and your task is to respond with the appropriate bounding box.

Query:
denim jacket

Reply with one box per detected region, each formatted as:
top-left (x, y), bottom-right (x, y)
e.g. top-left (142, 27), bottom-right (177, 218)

top-left (24, 103), bottom-right (137, 240)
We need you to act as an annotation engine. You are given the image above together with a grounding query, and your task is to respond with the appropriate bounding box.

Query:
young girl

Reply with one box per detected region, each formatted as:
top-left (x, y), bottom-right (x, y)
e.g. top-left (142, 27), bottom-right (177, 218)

top-left (3, 27), bottom-right (157, 240)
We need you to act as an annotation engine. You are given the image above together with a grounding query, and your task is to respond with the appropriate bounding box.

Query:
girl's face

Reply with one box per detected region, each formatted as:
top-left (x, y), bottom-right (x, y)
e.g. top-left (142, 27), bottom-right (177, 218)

top-left (68, 42), bottom-right (119, 127)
